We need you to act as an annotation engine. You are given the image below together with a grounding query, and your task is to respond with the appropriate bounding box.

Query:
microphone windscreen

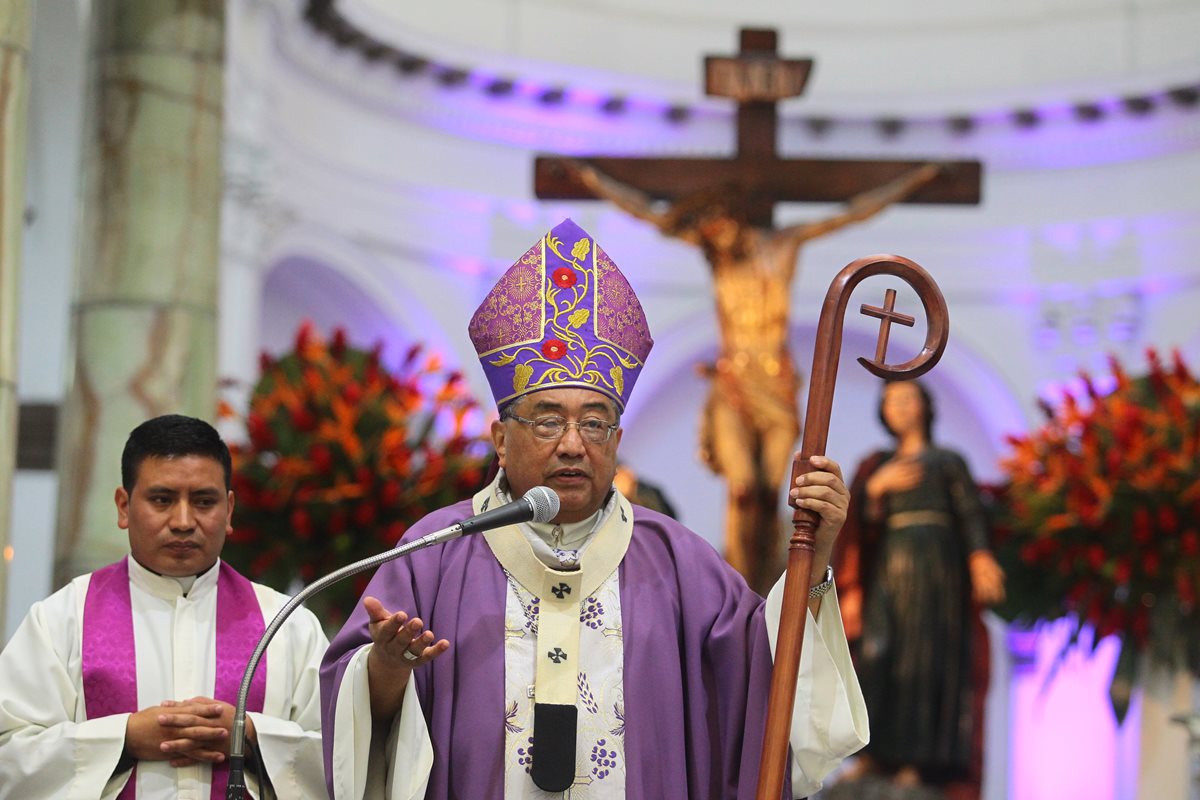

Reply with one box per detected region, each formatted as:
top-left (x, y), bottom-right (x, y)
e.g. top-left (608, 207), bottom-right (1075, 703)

top-left (524, 486), bottom-right (561, 523)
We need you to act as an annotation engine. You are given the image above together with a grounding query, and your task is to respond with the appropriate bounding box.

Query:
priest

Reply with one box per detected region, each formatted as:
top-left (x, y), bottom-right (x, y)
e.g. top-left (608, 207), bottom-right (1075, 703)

top-left (320, 219), bottom-right (868, 799)
top-left (0, 415), bottom-right (329, 799)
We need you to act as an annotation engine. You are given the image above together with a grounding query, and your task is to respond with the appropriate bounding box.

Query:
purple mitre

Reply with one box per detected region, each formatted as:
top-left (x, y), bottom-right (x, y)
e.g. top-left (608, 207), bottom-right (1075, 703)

top-left (468, 218), bottom-right (653, 411)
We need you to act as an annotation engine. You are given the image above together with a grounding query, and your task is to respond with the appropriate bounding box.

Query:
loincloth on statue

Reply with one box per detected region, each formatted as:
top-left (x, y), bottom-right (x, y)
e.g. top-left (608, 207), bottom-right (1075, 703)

top-left (697, 356), bottom-right (801, 477)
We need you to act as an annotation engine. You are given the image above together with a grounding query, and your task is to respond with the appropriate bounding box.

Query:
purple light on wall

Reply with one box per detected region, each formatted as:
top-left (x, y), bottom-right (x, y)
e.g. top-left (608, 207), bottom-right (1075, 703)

top-left (1004, 108), bottom-right (1192, 169)
top-left (504, 201), bottom-right (539, 225)
top-left (1093, 373), bottom-right (1119, 396)
top-left (262, 256), bottom-right (414, 372)
top-left (1106, 292), bottom-right (1144, 343)
top-left (1070, 314), bottom-right (1099, 348)
top-left (1088, 218), bottom-right (1126, 253)
top-left (444, 255), bottom-right (490, 277)
top-left (1137, 275), bottom-right (1176, 295)
top-left (1008, 620), bottom-right (1140, 800)
top-left (564, 85), bottom-right (604, 106)
top-left (1042, 223), bottom-right (1084, 255)
top-left (1045, 373), bottom-right (1120, 407)
top-left (421, 89), bottom-right (701, 152)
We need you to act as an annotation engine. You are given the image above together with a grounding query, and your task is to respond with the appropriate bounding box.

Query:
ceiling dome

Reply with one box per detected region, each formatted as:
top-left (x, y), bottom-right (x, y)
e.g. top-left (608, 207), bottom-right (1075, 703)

top-left (338, 0), bottom-right (1200, 106)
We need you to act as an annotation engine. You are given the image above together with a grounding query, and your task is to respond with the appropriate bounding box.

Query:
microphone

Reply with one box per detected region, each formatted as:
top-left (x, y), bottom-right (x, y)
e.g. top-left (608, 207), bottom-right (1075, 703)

top-left (460, 484), bottom-right (560, 533)
top-left (225, 486), bottom-right (560, 798)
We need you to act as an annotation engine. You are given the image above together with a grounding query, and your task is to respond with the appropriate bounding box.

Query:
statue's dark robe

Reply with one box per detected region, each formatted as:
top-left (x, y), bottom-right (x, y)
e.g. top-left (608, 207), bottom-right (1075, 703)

top-left (837, 447), bottom-right (991, 786)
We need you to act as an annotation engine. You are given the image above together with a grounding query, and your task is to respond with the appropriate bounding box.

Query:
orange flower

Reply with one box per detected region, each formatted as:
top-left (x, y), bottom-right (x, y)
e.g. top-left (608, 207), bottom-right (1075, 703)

top-left (221, 323), bottom-right (490, 628)
top-left (994, 348), bottom-right (1200, 722)
top-left (1041, 513), bottom-right (1077, 534)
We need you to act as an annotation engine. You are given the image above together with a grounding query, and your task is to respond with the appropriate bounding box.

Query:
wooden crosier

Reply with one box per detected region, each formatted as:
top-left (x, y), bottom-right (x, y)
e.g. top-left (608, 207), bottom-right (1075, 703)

top-left (754, 255), bottom-right (950, 800)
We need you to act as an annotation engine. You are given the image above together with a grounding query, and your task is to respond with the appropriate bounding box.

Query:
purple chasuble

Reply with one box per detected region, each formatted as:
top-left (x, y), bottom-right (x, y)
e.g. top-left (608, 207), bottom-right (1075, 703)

top-left (82, 557), bottom-right (268, 799)
top-left (321, 500), bottom-right (792, 799)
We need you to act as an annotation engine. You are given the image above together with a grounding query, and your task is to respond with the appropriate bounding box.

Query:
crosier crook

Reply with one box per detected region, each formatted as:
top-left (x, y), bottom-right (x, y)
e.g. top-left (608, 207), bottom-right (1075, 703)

top-left (754, 254), bottom-right (950, 800)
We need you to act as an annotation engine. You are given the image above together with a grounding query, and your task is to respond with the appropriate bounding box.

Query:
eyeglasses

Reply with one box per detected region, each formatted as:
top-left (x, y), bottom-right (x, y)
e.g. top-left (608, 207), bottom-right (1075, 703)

top-left (504, 413), bottom-right (619, 444)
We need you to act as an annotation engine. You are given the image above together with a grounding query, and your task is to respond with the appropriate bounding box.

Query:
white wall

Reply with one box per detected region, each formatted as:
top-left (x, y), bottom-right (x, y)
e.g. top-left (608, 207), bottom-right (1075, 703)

top-left (6, 0), bottom-right (87, 640)
top-left (342, 0), bottom-right (1200, 99)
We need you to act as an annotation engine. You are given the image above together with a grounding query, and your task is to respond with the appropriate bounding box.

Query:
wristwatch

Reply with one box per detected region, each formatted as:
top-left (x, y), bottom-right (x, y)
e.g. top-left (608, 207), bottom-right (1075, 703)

top-left (808, 565), bottom-right (834, 601)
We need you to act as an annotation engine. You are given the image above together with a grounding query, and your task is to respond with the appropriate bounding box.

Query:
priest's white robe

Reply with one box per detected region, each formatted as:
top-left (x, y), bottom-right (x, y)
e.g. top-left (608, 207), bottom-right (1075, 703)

top-left (0, 557), bottom-right (329, 799)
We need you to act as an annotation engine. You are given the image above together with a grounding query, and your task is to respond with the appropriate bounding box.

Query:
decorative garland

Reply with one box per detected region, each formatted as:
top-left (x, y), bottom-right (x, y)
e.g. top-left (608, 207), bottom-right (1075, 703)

top-left (304, 0), bottom-right (1200, 140)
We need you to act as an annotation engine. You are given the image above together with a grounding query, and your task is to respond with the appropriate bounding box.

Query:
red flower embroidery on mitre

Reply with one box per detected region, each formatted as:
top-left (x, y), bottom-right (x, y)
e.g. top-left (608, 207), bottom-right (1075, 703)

top-left (552, 267), bottom-right (577, 288)
top-left (542, 339), bottom-right (567, 360)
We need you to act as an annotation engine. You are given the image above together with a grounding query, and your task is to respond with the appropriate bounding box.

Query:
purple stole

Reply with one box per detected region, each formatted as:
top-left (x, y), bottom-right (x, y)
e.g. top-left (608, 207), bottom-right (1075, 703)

top-left (82, 558), bottom-right (267, 799)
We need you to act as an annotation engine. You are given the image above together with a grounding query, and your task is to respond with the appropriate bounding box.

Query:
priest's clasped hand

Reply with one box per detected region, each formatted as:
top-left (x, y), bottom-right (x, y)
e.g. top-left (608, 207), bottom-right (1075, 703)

top-left (123, 696), bottom-right (253, 766)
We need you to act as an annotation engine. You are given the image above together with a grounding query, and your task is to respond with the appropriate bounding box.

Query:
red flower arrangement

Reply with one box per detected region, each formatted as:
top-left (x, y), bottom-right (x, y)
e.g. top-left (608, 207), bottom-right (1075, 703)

top-left (992, 348), bottom-right (1200, 721)
top-left (220, 322), bottom-right (492, 628)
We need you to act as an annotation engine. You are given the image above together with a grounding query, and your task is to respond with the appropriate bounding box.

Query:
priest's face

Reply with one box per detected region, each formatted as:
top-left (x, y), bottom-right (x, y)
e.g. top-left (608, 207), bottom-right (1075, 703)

top-left (492, 387), bottom-right (623, 524)
top-left (116, 454), bottom-right (235, 577)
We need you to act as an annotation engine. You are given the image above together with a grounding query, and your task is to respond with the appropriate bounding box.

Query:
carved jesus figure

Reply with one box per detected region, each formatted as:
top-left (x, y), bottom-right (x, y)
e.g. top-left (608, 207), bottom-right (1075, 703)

top-left (561, 159), bottom-right (944, 590)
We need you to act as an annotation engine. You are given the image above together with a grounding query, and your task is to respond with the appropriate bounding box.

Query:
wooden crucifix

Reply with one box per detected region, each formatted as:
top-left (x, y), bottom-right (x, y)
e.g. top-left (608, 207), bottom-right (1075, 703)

top-left (534, 28), bottom-right (982, 591)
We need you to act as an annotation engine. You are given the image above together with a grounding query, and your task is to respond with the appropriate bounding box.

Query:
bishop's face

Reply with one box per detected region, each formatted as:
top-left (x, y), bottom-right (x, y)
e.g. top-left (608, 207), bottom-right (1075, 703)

top-left (116, 455), bottom-right (234, 577)
top-left (491, 387), bottom-right (623, 524)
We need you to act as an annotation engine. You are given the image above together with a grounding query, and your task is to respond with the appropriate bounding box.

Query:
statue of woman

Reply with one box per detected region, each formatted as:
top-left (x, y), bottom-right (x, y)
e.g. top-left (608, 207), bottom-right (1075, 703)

top-left (837, 380), bottom-right (1006, 792)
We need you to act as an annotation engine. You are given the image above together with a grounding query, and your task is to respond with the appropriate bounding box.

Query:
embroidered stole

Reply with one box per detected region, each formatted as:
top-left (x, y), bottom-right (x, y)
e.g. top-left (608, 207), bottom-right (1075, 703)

top-left (475, 483), bottom-right (633, 793)
top-left (81, 558), bottom-right (267, 799)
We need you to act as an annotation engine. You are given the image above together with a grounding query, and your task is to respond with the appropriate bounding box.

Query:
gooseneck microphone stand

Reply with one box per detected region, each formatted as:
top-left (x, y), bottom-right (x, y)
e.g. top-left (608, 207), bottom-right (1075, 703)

top-left (225, 486), bottom-right (560, 799)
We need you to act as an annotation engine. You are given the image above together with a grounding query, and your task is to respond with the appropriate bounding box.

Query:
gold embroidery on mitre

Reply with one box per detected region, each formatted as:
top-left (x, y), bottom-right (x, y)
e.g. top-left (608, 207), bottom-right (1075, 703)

top-left (469, 241), bottom-right (547, 358)
top-left (513, 363), bottom-right (534, 392)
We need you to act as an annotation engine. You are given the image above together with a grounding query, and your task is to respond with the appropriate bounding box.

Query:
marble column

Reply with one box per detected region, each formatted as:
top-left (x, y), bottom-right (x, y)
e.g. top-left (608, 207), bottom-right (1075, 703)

top-left (0, 0), bottom-right (30, 625)
top-left (219, 0), bottom-right (277, 419)
top-left (54, 1), bottom-right (224, 584)
top-left (1136, 664), bottom-right (1194, 800)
